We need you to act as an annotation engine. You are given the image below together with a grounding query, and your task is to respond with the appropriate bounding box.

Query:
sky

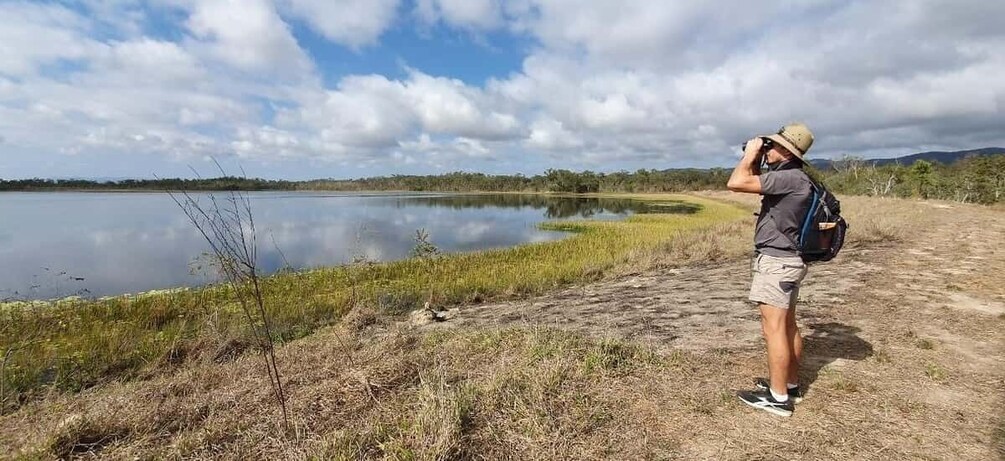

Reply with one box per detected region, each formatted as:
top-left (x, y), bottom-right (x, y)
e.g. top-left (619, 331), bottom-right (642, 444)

top-left (1, 0), bottom-right (1003, 180)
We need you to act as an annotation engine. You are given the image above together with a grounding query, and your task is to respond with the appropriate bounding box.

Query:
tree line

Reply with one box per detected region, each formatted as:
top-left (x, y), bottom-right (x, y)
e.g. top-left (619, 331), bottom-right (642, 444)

top-left (0, 176), bottom-right (294, 191)
top-left (297, 168), bottom-right (733, 194)
top-left (2, 154), bottom-right (1002, 204)
top-left (823, 154), bottom-right (1005, 204)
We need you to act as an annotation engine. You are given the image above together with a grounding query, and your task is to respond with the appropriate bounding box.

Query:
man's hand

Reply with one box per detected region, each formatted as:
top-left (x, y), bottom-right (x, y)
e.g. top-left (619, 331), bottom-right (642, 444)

top-left (743, 137), bottom-right (765, 159)
top-left (727, 137), bottom-right (764, 194)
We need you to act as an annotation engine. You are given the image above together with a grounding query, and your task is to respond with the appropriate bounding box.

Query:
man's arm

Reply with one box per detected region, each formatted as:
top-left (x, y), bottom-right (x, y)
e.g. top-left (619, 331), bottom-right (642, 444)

top-left (727, 138), bottom-right (764, 194)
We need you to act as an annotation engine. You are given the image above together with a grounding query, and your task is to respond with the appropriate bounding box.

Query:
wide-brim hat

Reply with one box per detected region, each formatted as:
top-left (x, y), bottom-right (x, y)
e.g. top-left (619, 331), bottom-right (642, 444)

top-left (764, 122), bottom-right (814, 161)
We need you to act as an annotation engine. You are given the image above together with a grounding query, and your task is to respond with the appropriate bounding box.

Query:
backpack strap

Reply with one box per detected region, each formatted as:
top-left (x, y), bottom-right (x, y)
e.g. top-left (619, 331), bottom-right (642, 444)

top-left (798, 187), bottom-right (821, 246)
top-left (766, 169), bottom-right (817, 252)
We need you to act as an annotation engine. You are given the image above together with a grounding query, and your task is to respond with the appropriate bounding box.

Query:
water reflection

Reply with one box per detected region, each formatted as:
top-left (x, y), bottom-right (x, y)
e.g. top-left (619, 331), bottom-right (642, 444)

top-left (0, 192), bottom-right (699, 300)
top-left (395, 194), bottom-right (699, 219)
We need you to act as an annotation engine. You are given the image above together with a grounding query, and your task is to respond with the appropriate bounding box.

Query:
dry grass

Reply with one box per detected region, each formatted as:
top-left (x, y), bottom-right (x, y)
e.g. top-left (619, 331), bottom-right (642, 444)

top-left (1, 313), bottom-right (739, 460)
top-left (695, 190), bottom-right (925, 246)
top-left (0, 194), bottom-right (746, 410)
top-left (2, 193), bottom-right (1003, 460)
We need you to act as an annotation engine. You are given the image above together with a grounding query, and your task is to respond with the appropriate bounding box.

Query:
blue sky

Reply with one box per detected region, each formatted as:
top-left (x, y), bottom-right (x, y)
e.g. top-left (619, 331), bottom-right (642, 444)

top-left (1, 0), bottom-right (1004, 180)
top-left (292, 18), bottom-right (530, 86)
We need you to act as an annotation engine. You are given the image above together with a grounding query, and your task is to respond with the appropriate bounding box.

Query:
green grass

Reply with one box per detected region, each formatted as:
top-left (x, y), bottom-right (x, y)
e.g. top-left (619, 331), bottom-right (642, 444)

top-left (0, 194), bottom-right (747, 409)
top-left (924, 362), bottom-right (948, 382)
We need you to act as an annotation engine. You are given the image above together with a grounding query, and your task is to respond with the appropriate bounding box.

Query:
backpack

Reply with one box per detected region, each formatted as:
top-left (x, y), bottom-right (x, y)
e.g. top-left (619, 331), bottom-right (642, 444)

top-left (796, 178), bottom-right (848, 263)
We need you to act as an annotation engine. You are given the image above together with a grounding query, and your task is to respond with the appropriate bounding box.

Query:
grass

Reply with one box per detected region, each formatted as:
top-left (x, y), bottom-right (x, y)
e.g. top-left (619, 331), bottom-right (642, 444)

top-left (0, 194), bottom-right (748, 410)
top-left (6, 323), bottom-right (721, 460)
top-left (2, 193), bottom-right (1002, 460)
top-left (924, 362), bottom-right (948, 382)
top-left (872, 348), bottom-right (892, 364)
top-left (825, 372), bottom-right (862, 393)
top-left (696, 191), bottom-right (920, 246)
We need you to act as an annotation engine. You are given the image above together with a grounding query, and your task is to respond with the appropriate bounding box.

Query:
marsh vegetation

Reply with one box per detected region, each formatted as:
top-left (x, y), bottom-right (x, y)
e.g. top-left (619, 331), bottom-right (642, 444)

top-left (0, 194), bottom-right (741, 415)
top-left (3, 193), bottom-right (1002, 459)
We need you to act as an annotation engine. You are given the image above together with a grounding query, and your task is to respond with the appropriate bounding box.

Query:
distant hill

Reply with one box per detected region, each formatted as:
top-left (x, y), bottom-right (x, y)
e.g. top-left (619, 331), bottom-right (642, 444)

top-left (809, 147), bottom-right (1005, 170)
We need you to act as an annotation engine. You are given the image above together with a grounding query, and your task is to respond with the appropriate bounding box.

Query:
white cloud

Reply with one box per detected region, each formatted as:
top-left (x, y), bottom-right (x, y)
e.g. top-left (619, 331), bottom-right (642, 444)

top-left (281, 0), bottom-right (400, 49)
top-left (526, 118), bottom-right (581, 151)
top-left (490, 0), bottom-right (1005, 161)
top-left (415, 0), bottom-right (503, 30)
top-left (508, 0), bottom-right (794, 70)
top-left (267, 70), bottom-right (522, 162)
top-left (184, 0), bottom-right (312, 77)
top-left (101, 38), bottom-right (204, 84)
top-left (0, 2), bottom-right (106, 77)
top-left (404, 72), bottom-right (520, 138)
top-left (453, 137), bottom-right (492, 157)
top-left (78, 125), bottom-right (220, 159)
top-left (396, 134), bottom-right (497, 169)
top-left (0, 5), bottom-right (263, 161)
top-left (1, 0), bottom-right (1004, 178)
top-left (233, 126), bottom-right (302, 158)
top-left (295, 75), bottom-right (414, 149)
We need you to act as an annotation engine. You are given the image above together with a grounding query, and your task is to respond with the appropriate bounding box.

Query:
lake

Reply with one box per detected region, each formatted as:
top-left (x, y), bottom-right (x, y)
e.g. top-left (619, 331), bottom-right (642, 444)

top-left (0, 192), bottom-right (667, 300)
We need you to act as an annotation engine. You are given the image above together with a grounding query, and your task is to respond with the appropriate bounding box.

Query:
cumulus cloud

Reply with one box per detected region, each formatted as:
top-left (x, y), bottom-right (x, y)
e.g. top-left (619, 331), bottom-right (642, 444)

top-left (272, 70), bottom-right (522, 160)
top-left (491, 0), bottom-right (1005, 162)
top-left (0, 2), bottom-right (106, 77)
top-left (0, 3), bottom-right (272, 162)
top-left (526, 118), bottom-right (582, 151)
top-left (184, 0), bottom-right (312, 77)
top-left (232, 126), bottom-right (302, 159)
top-left (395, 134), bottom-right (497, 170)
top-left (281, 0), bottom-right (400, 49)
top-left (0, 0), bottom-right (1003, 178)
top-left (508, 0), bottom-right (792, 71)
top-left (415, 0), bottom-right (504, 30)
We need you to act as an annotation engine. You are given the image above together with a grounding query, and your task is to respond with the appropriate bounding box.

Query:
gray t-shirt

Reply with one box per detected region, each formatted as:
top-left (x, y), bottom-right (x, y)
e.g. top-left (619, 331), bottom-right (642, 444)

top-left (755, 165), bottom-right (813, 257)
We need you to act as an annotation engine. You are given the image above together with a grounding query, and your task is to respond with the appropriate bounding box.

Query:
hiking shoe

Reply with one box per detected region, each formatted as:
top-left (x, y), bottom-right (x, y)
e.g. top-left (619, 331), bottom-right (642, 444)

top-left (754, 377), bottom-right (803, 404)
top-left (737, 389), bottom-right (794, 417)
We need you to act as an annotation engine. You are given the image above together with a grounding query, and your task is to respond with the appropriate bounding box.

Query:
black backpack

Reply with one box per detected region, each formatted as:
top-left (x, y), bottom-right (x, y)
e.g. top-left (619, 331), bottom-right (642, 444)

top-left (796, 178), bottom-right (848, 263)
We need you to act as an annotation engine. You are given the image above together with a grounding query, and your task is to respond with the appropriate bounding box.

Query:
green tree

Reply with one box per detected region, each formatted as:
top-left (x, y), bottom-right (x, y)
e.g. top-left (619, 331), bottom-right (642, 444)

top-left (907, 160), bottom-right (936, 198)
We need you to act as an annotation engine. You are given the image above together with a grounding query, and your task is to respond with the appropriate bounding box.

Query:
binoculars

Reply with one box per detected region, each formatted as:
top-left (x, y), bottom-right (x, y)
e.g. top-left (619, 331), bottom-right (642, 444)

top-left (742, 137), bottom-right (774, 153)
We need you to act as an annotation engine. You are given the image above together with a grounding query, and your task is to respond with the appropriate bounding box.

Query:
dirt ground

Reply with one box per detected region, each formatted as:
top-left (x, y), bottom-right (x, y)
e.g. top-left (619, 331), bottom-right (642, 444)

top-left (419, 199), bottom-right (1005, 460)
top-left (2, 196), bottom-right (1003, 460)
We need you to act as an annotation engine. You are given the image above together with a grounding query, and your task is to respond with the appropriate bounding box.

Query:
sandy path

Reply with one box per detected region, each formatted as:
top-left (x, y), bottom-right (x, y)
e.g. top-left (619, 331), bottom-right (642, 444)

top-left (422, 201), bottom-right (1005, 459)
top-left (422, 251), bottom-right (886, 353)
top-left (4, 198), bottom-right (1000, 460)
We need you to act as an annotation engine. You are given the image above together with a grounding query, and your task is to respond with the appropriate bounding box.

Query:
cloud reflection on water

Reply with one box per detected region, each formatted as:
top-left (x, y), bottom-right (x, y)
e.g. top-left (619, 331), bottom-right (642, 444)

top-left (1, 192), bottom-right (661, 300)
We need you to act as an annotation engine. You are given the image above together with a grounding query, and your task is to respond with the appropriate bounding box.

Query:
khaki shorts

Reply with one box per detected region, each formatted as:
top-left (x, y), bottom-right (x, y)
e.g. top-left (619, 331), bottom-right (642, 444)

top-left (749, 253), bottom-right (808, 309)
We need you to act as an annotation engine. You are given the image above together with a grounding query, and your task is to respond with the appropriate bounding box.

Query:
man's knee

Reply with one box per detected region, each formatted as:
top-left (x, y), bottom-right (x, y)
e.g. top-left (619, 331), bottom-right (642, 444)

top-left (759, 304), bottom-right (788, 334)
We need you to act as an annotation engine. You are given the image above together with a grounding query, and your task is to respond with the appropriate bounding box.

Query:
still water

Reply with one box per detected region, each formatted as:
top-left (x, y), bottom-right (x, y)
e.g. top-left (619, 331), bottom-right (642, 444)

top-left (0, 192), bottom-right (679, 300)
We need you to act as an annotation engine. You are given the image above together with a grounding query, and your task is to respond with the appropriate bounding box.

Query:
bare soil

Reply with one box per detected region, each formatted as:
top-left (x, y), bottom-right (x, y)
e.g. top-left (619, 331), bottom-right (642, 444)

top-left (418, 199), bottom-right (1005, 460)
top-left (2, 196), bottom-right (1003, 460)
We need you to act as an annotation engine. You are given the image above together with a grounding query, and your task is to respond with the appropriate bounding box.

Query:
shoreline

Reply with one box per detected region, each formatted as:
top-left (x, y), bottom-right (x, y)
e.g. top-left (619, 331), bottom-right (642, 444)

top-left (1, 191), bottom-right (684, 305)
top-left (0, 189), bottom-right (675, 195)
top-left (5, 194), bottom-right (998, 459)
top-left (0, 193), bottom-right (749, 404)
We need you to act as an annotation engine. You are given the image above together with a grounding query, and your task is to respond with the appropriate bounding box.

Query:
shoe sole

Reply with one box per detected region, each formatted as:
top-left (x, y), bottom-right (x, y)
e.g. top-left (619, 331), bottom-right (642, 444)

top-left (737, 395), bottom-right (793, 417)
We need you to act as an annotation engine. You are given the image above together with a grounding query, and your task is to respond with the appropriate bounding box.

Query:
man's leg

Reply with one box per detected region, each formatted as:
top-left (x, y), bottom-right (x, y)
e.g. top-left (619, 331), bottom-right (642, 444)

top-left (759, 303), bottom-right (791, 395)
top-left (786, 303), bottom-right (802, 386)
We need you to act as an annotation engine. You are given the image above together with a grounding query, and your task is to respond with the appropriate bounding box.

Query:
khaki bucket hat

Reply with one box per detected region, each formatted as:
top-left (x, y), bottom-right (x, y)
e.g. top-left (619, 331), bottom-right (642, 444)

top-left (764, 122), bottom-right (814, 161)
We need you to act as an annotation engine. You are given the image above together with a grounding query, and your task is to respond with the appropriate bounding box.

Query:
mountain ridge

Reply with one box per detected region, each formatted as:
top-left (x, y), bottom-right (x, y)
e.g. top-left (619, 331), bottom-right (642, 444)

top-left (808, 147), bottom-right (1005, 170)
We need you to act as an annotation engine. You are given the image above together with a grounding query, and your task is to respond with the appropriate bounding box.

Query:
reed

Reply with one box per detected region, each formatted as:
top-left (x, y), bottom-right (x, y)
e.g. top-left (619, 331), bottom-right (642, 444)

top-left (0, 194), bottom-right (747, 410)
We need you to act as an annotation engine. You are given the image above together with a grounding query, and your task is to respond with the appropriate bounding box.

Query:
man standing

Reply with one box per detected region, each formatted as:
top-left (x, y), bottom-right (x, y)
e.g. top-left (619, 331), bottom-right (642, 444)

top-left (726, 122), bottom-right (816, 417)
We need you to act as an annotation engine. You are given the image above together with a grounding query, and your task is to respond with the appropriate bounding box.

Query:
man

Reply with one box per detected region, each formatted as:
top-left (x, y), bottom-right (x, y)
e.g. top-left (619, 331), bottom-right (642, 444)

top-left (726, 122), bottom-right (816, 417)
